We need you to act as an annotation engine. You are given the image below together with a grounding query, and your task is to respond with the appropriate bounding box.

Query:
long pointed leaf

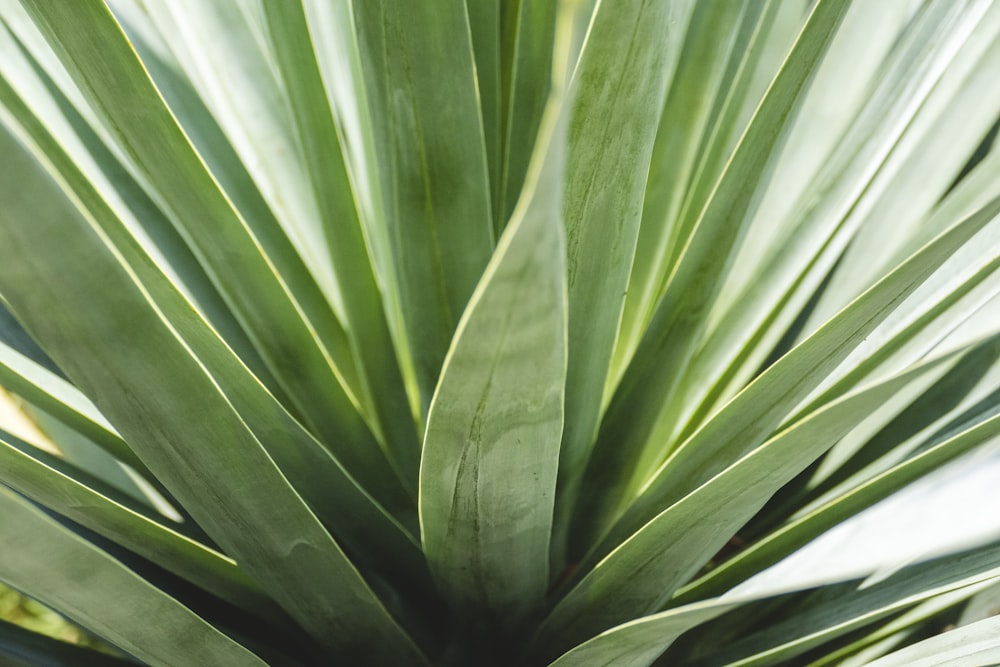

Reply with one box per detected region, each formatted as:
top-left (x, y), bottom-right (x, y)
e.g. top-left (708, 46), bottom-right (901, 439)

top-left (16, 0), bottom-right (396, 497)
top-left (0, 488), bottom-right (268, 667)
top-left (420, 72), bottom-right (567, 622)
top-left (552, 0), bottom-right (696, 568)
top-left (574, 0), bottom-right (852, 552)
top-left (0, 427), bottom-right (278, 621)
top-left (351, 0), bottom-right (495, 415)
top-left (0, 116), bottom-right (427, 663)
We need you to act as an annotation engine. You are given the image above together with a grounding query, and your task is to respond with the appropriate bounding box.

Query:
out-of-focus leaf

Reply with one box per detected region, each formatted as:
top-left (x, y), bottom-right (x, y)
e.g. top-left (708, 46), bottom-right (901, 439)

top-left (863, 615), bottom-right (1000, 667)
top-left (0, 618), bottom-right (134, 667)
top-left (0, 488), bottom-right (269, 667)
top-left (0, 427), bottom-right (278, 621)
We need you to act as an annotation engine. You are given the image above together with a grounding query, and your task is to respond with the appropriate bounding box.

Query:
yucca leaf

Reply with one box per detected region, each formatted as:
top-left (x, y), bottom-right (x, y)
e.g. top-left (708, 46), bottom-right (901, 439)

top-left (0, 341), bottom-right (142, 473)
top-left (606, 192), bottom-right (1000, 555)
top-left (16, 0), bottom-right (400, 497)
top-left (0, 428), bottom-right (276, 621)
top-left (803, 3), bottom-right (1000, 330)
top-left (614, 0), bottom-right (789, 384)
top-left (498, 0), bottom-right (558, 228)
top-left (552, 0), bottom-right (696, 568)
top-left (420, 59), bottom-right (568, 625)
top-left (681, 539), bottom-right (1000, 666)
top-left (0, 619), bottom-right (134, 667)
top-left (806, 582), bottom-right (996, 667)
top-left (0, 90), bottom-right (433, 589)
top-left (535, 343), bottom-right (958, 656)
top-left (793, 337), bottom-right (1000, 513)
top-left (0, 117), bottom-right (426, 663)
top-left (573, 0), bottom-right (852, 553)
top-left (261, 0), bottom-right (420, 492)
top-left (0, 302), bottom-right (59, 376)
top-left (548, 537), bottom-right (1000, 667)
top-left (794, 148), bottom-right (1000, 418)
top-left (0, 488), bottom-right (270, 667)
top-left (0, 10), bottom-right (285, 401)
top-left (678, 368), bottom-right (1000, 605)
top-left (544, 598), bottom-right (739, 667)
top-left (862, 614), bottom-right (1000, 667)
top-left (671, 0), bottom-right (1000, 441)
top-left (2, 0), bottom-right (999, 663)
top-left (0, 53), bottom-right (414, 520)
top-left (465, 0), bottom-right (502, 231)
top-left (351, 0), bottom-right (495, 416)
top-left (124, 0), bottom-right (349, 335)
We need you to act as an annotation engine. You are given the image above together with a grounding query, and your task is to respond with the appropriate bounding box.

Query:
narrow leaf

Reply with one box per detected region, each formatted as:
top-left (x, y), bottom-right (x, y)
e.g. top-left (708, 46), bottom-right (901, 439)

top-left (0, 117), bottom-right (427, 663)
top-left (420, 57), bottom-right (568, 622)
top-left (351, 0), bottom-right (495, 414)
top-left (0, 488), bottom-right (269, 667)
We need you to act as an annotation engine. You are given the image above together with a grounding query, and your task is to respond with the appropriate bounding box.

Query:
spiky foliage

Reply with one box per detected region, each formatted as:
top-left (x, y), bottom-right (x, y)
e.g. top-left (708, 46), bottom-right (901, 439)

top-left (1, 0), bottom-right (1000, 665)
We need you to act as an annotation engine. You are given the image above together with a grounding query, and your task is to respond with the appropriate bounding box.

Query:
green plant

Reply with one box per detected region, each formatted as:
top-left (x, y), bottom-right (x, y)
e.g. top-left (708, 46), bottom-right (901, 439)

top-left (1, 0), bottom-right (1000, 664)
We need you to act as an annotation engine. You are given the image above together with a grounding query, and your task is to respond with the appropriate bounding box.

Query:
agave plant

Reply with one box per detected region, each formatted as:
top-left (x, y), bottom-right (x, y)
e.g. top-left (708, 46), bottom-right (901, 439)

top-left (2, 0), bottom-right (1000, 664)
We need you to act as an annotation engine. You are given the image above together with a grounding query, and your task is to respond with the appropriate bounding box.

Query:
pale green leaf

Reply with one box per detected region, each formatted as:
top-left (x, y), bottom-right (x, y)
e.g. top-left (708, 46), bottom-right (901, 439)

top-left (0, 488), bottom-right (270, 667)
top-left (574, 0), bottom-right (853, 552)
top-left (0, 116), bottom-right (427, 663)
top-left (537, 346), bottom-right (955, 656)
top-left (552, 0), bottom-right (697, 568)
top-left (420, 85), bottom-right (567, 623)
top-left (864, 615), bottom-right (1000, 667)
top-left (351, 0), bottom-right (495, 415)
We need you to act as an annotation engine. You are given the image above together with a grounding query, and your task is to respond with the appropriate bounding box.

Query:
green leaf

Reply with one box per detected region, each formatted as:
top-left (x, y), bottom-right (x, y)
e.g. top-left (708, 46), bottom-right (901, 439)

top-left (0, 302), bottom-right (59, 376)
top-left (16, 0), bottom-right (397, 498)
top-left (605, 191), bottom-right (1000, 556)
top-left (261, 0), bottom-right (420, 493)
top-left (670, 0), bottom-right (1000, 447)
top-left (614, 0), bottom-right (788, 386)
top-left (0, 340), bottom-right (140, 472)
top-left (0, 72), bottom-right (432, 582)
top-left (552, 0), bottom-right (697, 568)
top-left (544, 598), bottom-right (740, 667)
top-left (803, 1), bottom-right (1000, 330)
top-left (548, 537), bottom-right (1000, 667)
top-left (465, 0), bottom-right (502, 231)
top-left (0, 427), bottom-right (278, 622)
top-left (536, 346), bottom-right (955, 657)
top-left (0, 488), bottom-right (269, 667)
top-left (0, 57), bottom-right (415, 524)
top-left (683, 539), bottom-right (1000, 666)
top-left (862, 615), bottom-right (1000, 667)
top-left (677, 366), bottom-right (1000, 606)
top-left (351, 0), bottom-right (496, 415)
top-left (795, 337), bottom-right (1000, 512)
top-left (0, 10), bottom-right (283, 398)
top-left (419, 71), bottom-right (567, 622)
top-left (573, 0), bottom-right (853, 552)
top-left (0, 618), bottom-right (134, 667)
top-left (0, 115), bottom-right (426, 663)
top-left (498, 0), bottom-right (558, 227)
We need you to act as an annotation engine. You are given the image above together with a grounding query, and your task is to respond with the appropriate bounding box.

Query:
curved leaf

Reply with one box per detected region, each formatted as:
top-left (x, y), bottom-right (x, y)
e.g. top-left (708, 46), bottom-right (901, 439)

top-left (420, 80), bottom-right (567, 622)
